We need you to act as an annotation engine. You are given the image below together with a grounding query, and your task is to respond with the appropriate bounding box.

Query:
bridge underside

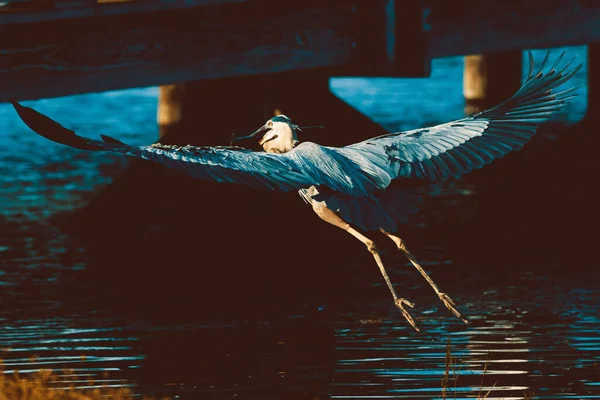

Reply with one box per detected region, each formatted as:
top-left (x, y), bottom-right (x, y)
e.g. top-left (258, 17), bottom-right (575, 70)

top-left (0, 0), bottom-right (599, 102)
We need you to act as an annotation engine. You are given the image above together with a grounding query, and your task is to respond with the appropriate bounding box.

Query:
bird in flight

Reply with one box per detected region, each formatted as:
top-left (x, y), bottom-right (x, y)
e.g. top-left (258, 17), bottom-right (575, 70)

top-left (11, 52), bottom-right (579, 331)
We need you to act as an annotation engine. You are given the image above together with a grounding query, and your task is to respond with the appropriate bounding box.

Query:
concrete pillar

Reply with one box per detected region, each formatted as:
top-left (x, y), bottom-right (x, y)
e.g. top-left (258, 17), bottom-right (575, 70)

top-left (158, 84), bottom-right (186, 138)
top-left (463, 52), bottom-right (522, 114)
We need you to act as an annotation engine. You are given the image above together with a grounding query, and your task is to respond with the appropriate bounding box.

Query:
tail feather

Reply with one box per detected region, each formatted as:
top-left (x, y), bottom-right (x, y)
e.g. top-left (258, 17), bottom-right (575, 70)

top-left (11, 100), bottom-right (128, 151)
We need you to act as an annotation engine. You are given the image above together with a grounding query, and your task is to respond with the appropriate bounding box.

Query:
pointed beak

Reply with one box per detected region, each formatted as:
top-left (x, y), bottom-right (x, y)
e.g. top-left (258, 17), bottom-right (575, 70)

top-left (248, 124), bottom-right (269, 138)
top-left (231, 124), bottom-right (270, 144)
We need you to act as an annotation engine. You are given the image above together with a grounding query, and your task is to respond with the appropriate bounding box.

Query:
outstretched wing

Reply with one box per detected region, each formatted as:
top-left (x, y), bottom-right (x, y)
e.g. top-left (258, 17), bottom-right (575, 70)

top-left (345, 52), bottom-right (581, 181)
top-left (11, 101), bottom-right (387, 197)
top-left (130, 142), bottom-right (387, 196)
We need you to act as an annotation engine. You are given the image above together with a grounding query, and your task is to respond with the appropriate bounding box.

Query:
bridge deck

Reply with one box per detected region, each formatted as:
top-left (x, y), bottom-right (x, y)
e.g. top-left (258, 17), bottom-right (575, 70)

top-left (0, 0), bottom-right (598, 101)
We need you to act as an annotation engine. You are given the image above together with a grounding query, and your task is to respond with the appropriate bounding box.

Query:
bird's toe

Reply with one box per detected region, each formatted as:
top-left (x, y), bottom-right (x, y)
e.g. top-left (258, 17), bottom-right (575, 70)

top-left (438, 292), bottom-right (468, 325)
top-left (395, 298), bottom-right (419, 332)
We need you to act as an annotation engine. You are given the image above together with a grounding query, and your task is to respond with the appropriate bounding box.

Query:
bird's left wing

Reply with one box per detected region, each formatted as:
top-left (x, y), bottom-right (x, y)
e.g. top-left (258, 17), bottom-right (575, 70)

top-left (345, 52), bottom-right (581, 181)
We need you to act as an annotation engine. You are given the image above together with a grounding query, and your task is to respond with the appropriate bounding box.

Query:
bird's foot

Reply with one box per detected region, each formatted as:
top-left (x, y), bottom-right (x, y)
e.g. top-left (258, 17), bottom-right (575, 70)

top-left (395, 298), bottom-right (420, 332)
top-left (437, 292), bottom-right (468, 324)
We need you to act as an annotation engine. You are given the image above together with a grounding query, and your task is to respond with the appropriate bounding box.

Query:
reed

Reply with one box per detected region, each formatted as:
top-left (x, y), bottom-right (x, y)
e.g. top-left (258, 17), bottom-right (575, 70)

top-left (0, 368), bottom-right (164, 400)
top-left (441, 338), bottom-right (535, 400)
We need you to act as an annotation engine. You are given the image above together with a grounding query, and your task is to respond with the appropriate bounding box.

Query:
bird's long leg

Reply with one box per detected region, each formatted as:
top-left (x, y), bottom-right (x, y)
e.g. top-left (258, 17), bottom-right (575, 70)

top-left (379, 229), bottom-right (468, 324)
top-left (311, 203), bottom-right (419, 331)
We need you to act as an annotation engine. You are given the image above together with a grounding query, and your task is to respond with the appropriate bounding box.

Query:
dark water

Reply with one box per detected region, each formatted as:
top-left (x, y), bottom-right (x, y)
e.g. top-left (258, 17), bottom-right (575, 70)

top-left (1, 48), bottom-right (598, 399)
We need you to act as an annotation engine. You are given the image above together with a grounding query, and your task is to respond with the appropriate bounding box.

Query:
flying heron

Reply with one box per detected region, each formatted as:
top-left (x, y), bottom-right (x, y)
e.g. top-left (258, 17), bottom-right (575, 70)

top-left (10, 52), bottom-right (580, 331)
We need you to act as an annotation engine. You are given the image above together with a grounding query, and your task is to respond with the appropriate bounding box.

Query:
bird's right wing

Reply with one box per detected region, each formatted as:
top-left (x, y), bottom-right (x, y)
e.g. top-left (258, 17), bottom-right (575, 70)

top-left (11, 101), bottom-right (383, 196)
top-left (131, 143), bottom-right (316, 192)
top-left (11, 100), bottom-right (317, 192)
top-left (345, 52), bottom-right (581, 181)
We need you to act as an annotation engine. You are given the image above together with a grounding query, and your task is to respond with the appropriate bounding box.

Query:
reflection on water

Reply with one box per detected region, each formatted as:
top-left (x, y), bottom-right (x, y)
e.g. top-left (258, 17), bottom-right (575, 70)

top-left (0, 48), bottom-right (598, 399)
top-left (332, 283), bottom-right (600, 398)
top-left (0, 317), bottom-right (142, 391)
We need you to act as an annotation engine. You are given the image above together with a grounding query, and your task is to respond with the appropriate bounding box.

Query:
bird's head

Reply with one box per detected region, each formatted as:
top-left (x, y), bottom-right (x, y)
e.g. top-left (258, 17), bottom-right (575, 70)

top-left (249, 115), bottom-right (298, 153)
top-left (231, 115), bottom-right (324, 153)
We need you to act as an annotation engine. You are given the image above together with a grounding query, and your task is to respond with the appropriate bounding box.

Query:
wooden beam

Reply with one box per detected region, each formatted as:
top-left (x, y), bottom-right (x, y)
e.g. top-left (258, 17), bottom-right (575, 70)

top-left (426, 0), bottom-right (600, 58)
top-left (353, 0), bottom-right (430, 77)
top-left (0, 0), bottom-right (251, 23)
top-left (0, 1), bottom-right (349, 101)
top-left (2, 0), bottom-right (598, 102)
top-left (0, 2), bottom-right (340, 100)
top-left (0, 0), bottom-right (429, 102)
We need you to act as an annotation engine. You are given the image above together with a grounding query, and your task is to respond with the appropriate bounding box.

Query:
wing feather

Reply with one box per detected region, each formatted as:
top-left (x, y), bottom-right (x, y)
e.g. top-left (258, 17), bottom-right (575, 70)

top-left (137, 144), bottom-right (316, 193)
top-left (344, 51), bottom-right (580, 181)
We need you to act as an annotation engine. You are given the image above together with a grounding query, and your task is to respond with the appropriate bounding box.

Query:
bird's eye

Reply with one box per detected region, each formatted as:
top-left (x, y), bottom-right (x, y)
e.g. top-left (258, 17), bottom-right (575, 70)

top-left (266, 121), bottom-right (273, 127)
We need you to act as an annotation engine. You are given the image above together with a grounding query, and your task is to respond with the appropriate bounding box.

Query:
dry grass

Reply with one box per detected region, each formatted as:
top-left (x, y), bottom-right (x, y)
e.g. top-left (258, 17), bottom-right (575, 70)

top-left (441, 337), bottom-right (535, 400)
top-left (441, 336), bottom-right (463, 400)
top-left (0, 369), bottom-right (164, 400)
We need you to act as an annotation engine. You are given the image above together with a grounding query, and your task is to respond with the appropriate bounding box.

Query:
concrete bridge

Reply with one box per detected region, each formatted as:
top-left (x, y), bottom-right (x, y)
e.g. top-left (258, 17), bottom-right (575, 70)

top-left (1, 0), bottom-right (599, 142)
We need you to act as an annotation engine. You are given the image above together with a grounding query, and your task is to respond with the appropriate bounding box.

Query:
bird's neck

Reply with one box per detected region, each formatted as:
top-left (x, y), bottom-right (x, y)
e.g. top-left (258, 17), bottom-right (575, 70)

top-left (260, 128), bottom-right (299, 154)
